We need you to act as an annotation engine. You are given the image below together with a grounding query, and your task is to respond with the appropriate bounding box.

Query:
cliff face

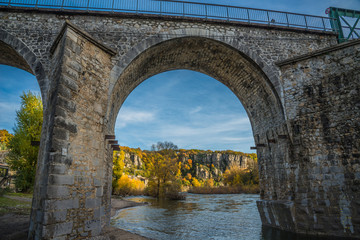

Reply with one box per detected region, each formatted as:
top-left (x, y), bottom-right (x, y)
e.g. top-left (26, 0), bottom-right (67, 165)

top-left (122, 150), bottom-right (255, 180)
top-left (123, 152), bottom-right (143, 169)
top-left (188, 153), bottom-right (251, 172)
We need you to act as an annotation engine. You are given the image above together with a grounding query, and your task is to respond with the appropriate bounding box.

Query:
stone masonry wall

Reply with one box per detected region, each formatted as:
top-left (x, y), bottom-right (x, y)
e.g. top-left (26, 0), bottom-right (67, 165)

top-left (29, 22), bottom-right (114, 239)
top-left (260, 39), bottom-right (360, 238)
top-left (0, 8), bottom-right (337, 106)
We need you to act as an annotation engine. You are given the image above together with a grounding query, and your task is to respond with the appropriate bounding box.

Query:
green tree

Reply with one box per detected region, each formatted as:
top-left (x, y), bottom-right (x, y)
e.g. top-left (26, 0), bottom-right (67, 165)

top-left (7, 91), bottom-right (43, 192)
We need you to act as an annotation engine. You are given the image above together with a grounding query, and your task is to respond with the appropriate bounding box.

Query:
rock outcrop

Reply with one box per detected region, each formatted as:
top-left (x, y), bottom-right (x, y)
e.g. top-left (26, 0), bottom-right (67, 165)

top-left (121, 149), bottom-right (255, 180)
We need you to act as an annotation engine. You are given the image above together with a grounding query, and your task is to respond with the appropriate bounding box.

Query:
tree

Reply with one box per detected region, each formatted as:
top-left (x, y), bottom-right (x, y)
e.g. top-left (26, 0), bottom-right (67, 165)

top-left (112, 150), bottom-right (125, 193)
top-left (0, 129), bottom-right (13, 150)
top-left (223, 161), bottom-right (259, 187)
top-left (151, 141), bottom-right (178, 152)
top-left (7, 91), bottom-right (43, 192)
top-left (145, 142), bottom-right (184, 199)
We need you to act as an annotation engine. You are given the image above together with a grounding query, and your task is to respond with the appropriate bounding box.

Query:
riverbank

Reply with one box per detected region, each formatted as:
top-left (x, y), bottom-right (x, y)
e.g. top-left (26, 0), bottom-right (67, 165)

top-left (188, 185), bottom-right (260, 194)
top-left (0, 194), bottom-right (150, 240)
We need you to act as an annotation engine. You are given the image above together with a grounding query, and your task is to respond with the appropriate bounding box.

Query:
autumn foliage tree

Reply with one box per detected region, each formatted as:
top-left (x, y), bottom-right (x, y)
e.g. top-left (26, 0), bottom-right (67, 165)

top-left (112, 150), bottom-right (145, 196)
top-left (223, 161), bottom-right (259, 187)
top-left (112, 150), bottom-right (125, 192)
top-left (0, 129), bottom-right (12, 150)
top-left (7, 91), bottom-right (43, 192)
top-left (144, 142), bottom-right (184, 199)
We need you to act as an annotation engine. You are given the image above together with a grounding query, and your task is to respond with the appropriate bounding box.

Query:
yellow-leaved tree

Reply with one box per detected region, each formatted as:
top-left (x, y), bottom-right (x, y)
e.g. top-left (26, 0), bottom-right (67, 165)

top-left (7, 91), bottom-right (43, 192)
top-left (145, 141), bottom-right (184, 199)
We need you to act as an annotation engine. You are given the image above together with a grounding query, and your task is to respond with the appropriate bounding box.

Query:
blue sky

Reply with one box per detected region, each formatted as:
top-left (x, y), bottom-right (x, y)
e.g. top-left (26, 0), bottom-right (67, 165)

top-left (0, 0), bottom-right (359, 152)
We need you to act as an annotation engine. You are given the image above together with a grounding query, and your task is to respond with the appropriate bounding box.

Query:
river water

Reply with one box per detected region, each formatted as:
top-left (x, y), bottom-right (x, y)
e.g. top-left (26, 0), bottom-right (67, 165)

top-left (111, 194), bottom-right (332, 240)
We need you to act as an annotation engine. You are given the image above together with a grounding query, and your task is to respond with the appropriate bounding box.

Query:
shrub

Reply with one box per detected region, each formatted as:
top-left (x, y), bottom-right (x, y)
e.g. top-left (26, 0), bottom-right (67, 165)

top-left (113, 175), bottom-right (145, 196)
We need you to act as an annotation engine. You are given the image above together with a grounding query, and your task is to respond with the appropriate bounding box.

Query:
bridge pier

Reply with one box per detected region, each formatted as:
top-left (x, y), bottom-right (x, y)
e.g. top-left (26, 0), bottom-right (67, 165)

top-left (29, 22), bottom-right (115, 239)
top-left (257, 39), bottom-right (360, 238)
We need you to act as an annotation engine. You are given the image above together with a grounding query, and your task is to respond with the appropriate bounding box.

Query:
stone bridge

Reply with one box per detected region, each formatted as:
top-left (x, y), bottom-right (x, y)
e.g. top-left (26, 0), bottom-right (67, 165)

top-left (0, 5), bottom-right (359, 240)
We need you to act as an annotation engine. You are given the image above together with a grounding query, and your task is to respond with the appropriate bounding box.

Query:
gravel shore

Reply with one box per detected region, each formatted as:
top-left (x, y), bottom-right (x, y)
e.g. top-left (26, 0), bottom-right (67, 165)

top-left (0, 196), bottom-right (150, 240)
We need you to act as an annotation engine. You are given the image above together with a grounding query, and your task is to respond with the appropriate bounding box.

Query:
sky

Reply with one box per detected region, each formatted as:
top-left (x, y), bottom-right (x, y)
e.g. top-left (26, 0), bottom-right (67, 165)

top-left (0, 0), bottom-right (359, 152)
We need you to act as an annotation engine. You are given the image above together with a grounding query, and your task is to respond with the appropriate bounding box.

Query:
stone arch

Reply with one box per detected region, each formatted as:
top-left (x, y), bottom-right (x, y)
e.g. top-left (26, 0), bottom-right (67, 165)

top-left (0, 30), bottom-right (49, 105)
top-left (107, 36), bottom-right (285, 140)
top-left (109, 28), bottom-right (282, 103)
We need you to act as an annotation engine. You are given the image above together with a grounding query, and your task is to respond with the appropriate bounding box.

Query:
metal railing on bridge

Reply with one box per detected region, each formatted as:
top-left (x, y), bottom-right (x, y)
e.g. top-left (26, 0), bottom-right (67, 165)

top-left (0, 0), bottom-right (337, 33)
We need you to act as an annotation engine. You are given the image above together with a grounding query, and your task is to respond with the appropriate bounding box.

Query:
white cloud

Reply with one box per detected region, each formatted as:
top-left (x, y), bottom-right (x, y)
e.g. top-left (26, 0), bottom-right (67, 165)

top-left (189, 106), bottom-right (202, 114)
top-left (116, 107), bottom-right (156, 128)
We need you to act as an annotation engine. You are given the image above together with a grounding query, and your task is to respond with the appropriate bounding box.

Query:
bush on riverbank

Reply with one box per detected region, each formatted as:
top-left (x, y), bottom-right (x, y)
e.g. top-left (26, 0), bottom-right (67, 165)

top-left (112, 175), bottom-right (145, 196)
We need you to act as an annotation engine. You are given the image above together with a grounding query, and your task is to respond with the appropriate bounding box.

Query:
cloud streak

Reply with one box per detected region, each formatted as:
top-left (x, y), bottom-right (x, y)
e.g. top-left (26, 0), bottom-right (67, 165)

top-left (116, 107), bottom-right (156, 128)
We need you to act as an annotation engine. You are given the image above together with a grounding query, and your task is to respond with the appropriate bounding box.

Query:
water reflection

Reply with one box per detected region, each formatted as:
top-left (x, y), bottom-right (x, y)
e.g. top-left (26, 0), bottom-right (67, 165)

top-left (112, 194), bottom-right (262, 240)
top-left (112, 194), bottom-right (344, 240)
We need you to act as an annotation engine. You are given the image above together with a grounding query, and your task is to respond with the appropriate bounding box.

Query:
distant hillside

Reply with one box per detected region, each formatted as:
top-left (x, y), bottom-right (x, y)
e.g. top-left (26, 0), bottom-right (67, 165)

top-left (117, 146), bottom-right (257, 183)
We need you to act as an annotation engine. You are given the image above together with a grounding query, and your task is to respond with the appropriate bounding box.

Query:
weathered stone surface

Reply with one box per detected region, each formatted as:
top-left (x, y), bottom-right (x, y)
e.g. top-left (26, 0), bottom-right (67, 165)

top-left (265, 39), bottom-right (360, 238)
top-left (0, 6), bottom-right (358, 240)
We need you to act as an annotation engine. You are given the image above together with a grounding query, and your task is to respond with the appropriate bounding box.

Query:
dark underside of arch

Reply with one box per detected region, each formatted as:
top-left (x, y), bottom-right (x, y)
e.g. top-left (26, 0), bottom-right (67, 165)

top-left (0, 40), bottom-right (32, 74)
top-left (109, 37), bottom-right (285, 136)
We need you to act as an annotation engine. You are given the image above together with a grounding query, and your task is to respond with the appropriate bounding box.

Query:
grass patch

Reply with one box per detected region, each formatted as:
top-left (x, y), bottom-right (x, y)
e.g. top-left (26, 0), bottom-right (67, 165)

top-left (0, 194), bottom-right (32, 215)
top-left (6, 192), bottom-right (33, 198)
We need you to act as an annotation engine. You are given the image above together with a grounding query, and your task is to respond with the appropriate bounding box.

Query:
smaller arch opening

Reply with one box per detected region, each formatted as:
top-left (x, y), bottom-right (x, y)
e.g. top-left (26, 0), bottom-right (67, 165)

top-left (0, 64), bottom-right (42, 195)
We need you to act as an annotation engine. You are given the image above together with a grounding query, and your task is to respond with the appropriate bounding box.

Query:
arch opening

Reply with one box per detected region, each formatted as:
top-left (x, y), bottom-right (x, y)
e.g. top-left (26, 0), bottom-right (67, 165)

top-left (108, 36), bottom-right (290, 207)
top-left (0, 33), bottom-right (50, 239)
top-left (108, 37), bottom-right (285, 139)
top-left (115, 69), bottom-right (255, 152)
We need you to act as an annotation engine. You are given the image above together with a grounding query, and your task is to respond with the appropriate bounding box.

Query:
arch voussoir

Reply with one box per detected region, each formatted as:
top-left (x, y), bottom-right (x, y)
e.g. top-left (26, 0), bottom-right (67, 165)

top-left (0, 30), bottom-right (49, 105)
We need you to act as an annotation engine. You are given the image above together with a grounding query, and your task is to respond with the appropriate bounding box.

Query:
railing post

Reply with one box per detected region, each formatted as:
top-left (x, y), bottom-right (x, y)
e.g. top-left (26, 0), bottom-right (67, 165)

top-left (8, 0), bottom-right (11, 7)
top-left (304, 15), bottom-right (308, 29)
top-left (61, 0), bottom-right (64, 9)
top-left (266, 11), bottom-right (270, 25)
top-left (111, 0), bottom-right (115, 12)
top-left (182, 2), bottom-right (185, 16)
top-left (136, 0), bottom-right (138, 13)
top-left (86, 0), bottom-right (90, 11)
top-left (322, 17), bottom-right (326, 31)
top-left (35, 0), bottom-right (39, 8)
top-left (286, 13), bottom-right (289, 27)
top-left (226, 6), bottom-right (229, 21)
top-left (205, 4), bottom-right (207, 19)
top-left (160, 0), bottom-right (162, 15)
top-left (247, 8), bottom-right (250, 23)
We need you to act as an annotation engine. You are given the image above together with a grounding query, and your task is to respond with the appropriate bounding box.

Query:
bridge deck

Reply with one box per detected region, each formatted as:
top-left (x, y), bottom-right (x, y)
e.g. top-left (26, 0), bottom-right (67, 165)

top-left (0, 0), bottom-right (336, 33)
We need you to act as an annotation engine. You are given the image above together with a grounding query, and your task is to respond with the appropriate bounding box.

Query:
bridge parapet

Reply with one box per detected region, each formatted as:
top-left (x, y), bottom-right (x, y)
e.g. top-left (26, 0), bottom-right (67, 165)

top-left (0, 0), bottom-right (336, 33)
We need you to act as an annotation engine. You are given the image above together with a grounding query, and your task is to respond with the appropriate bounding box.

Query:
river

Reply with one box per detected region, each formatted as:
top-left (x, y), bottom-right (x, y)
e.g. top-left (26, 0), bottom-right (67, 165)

top-left (112, 194), bottom-right (331, 240)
